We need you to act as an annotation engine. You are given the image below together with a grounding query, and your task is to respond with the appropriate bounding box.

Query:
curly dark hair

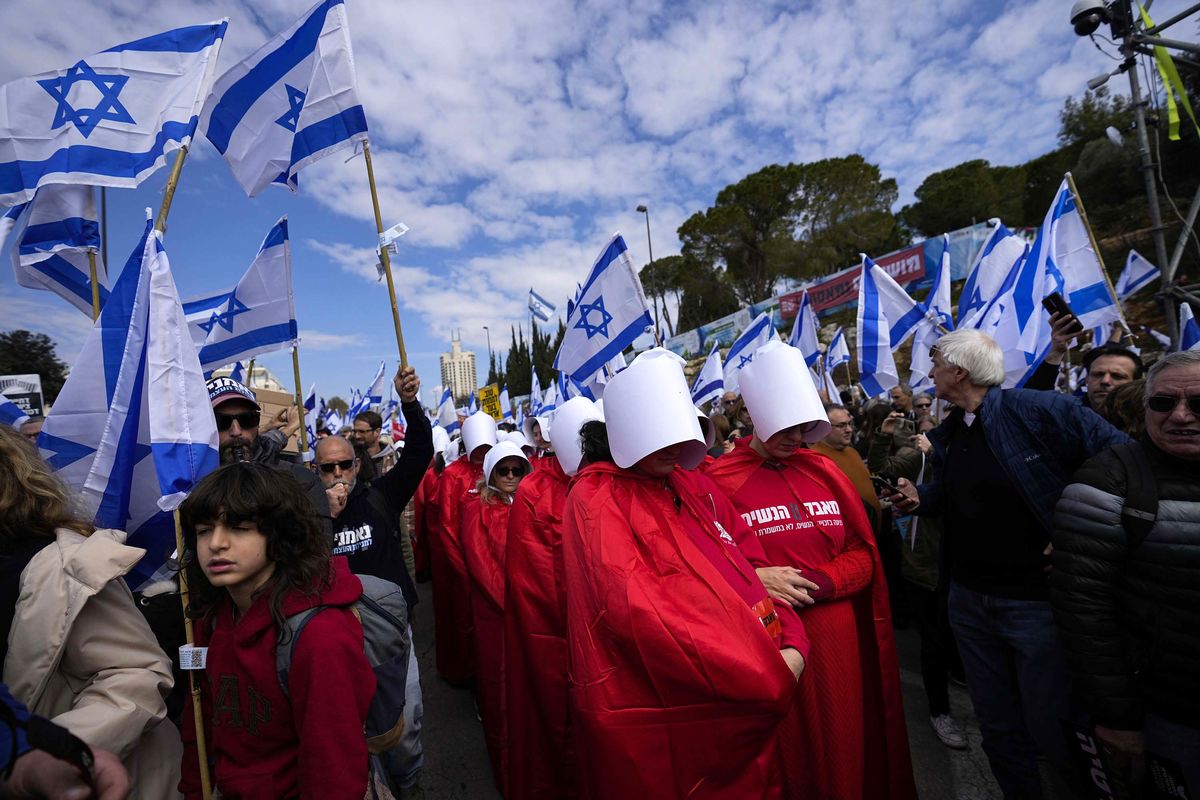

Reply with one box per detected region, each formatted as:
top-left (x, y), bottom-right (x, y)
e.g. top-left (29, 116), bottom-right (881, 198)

top-left (578, 420), bottom-right (613, 465)
top-left (179, 462), bottom-right (331, 641)
top-left (1103, 378), bottom-right (1146, 439)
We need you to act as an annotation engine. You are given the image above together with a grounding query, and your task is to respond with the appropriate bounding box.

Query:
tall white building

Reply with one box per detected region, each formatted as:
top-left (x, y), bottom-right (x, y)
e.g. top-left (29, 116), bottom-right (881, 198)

top-left (439, 331), bottom-right (477, 403)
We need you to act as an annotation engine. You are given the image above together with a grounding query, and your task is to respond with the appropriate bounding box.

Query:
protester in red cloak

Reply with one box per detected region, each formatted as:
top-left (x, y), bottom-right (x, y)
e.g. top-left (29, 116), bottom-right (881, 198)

top-left (705, 340), bottom-right (917, 800)
top-left (461, 442), bottom-right (531, 793)
top-left (412, 463), bottom-right (440, 579)
top-left (431, 413), bottom-right (497, 685)
top-left (504, 397), bottom-right (601, 799)
top-left (561, 349), bottom-right (807, 800)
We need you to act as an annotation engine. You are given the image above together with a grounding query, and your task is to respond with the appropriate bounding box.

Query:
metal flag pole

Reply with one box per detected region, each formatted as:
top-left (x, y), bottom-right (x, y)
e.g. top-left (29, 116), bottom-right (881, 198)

top-left (87, 250), bottom-right (101, 321)
top-left (291, 346), bottom-right (310, 457)
top-left (361, 139), bottom-right (408, 368)
top-left (100, 188), bottom-right (108, 273)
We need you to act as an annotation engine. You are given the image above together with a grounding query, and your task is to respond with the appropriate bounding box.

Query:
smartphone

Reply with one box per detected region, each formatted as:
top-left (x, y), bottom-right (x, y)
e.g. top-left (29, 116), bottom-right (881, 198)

top-left (1041, 292), bottom-right (1078, 321)
top-left (894, 418), bottom-right (916, 438)
top-left (869, 475), bottom-right (900, 495)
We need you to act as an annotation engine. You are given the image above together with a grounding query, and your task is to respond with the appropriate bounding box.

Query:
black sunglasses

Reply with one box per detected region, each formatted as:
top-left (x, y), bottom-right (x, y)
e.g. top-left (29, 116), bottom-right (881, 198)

top-left (318, 459), bottom-right (356, 473)
top-left (1147, 395), bottom-right (1200, 415)
top-left (215, 411), bottom-right (260, 432)
top-left (493, 465), bottom-right (524, 478)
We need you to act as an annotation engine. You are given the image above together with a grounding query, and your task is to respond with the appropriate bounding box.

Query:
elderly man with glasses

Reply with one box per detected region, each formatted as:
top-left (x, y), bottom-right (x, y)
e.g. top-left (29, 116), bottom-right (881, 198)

top-left (314, 365), bottom-right (433, 799)
top-left (1051, 350), bottom-right (1200, 791)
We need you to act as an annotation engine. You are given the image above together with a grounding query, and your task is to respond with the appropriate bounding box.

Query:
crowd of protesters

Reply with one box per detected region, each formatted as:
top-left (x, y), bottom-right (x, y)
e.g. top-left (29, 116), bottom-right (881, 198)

top-left (1, 320), bottom-right (1197, 800)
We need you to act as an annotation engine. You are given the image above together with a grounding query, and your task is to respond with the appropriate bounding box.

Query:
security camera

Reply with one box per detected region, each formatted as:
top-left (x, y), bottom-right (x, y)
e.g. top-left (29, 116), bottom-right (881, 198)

top-left (1071, 0), bottom-right (1111, 36)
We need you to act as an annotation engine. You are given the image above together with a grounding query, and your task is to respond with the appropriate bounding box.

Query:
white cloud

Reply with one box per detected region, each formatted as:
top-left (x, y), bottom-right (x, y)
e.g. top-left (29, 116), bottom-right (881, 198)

top-left (0, 287), bottom-right (94, 360)
top-left (298, 330), bottom-right (366, 350)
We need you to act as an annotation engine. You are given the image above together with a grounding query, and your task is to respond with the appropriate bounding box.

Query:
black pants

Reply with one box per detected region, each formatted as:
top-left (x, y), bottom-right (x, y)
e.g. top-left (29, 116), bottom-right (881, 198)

top-left (908, 581), bottom-right (961, 717)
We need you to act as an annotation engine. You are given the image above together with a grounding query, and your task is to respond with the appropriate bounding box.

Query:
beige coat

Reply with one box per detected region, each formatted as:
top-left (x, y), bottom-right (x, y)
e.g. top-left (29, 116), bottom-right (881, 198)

top-left (4, 528), bottom-right (182, 799)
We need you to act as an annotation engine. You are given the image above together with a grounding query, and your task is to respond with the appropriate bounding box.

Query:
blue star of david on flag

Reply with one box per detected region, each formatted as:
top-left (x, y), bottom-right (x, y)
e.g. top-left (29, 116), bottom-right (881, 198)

top-left (738, 354), bottom-right (754, 369)
top-left (275, 84), bottom-right (306, 132)
top-left (37, 61), bottom-right (135, 139)
top-left (574, 296), bottom-right (614, 339)
top-left (197, 292), bottom-right (251, 335)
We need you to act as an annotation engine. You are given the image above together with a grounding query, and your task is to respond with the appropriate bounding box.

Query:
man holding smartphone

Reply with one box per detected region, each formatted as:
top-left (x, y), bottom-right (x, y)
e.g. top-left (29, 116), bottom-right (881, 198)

top-left (1025, 307), bottom-right (1144, 411)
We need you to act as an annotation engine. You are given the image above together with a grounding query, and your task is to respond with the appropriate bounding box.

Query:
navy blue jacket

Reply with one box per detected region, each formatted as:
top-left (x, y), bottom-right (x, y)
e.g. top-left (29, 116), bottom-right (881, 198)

top-left (918, 385), bottom-right (1128, 532)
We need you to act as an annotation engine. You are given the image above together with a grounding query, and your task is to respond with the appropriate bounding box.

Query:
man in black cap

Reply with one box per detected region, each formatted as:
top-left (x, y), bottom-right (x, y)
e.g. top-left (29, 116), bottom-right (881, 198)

top-left (1027, 315), bottom-right (1143, 411)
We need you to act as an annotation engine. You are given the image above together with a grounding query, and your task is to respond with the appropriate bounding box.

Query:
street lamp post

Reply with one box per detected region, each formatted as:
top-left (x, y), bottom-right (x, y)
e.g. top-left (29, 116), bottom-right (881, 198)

top-left (483, 325), bottom-right (492, 367)
top-left (636, 204), bottom-right (660, 337)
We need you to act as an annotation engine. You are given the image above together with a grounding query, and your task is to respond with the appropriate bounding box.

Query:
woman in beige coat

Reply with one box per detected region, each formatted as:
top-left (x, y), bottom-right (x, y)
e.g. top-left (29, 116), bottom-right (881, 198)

top-left (0, 425), bottom-right (181, 798)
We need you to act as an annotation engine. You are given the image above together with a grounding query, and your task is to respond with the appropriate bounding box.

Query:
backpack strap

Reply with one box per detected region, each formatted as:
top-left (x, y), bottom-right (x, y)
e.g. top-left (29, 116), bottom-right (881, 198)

top-left (1110, 441), bottom-right (1158, 550)
top-left (275, 606), bottom-right (327, 700)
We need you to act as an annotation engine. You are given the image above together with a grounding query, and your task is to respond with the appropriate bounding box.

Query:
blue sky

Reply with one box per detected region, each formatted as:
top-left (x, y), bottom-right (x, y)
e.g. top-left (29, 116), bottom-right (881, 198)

top-left (2, 0), bottom-right (1192, 408)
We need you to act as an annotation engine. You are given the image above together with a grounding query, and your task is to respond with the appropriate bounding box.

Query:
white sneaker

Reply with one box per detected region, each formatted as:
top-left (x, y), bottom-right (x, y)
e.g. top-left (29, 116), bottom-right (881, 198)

top-left (930, 714), bottom-right (967, 749)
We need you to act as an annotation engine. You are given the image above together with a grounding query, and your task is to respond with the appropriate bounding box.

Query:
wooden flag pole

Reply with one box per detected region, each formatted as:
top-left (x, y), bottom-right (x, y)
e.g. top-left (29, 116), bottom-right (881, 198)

top-left (361, 139), bottom-right (409, 368)
top-left (291, 346), bottom-right (310, 456)
top-left (173, 511), bottom-right (213, 800)
top-left (87, 250), bottom-right (101, 321)
top-left (246, 359), bottom-right (255, 388)
top-left (1064, 172), bottom-right (1129, 335)
top-left (154, 146), bottom-right (190, 235)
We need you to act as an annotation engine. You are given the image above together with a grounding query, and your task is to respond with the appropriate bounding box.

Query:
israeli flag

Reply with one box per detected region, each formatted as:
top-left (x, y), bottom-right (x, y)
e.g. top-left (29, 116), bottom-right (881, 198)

top-left (468, 392), bottom-right (478, 415)
top-left (184, 217), bottom-right (298, 371)
top-left (500, 385), bottom-right (513, 421)
top-left (911, 239), bottom-right (955, 393)
top-left (1045, 178), bottom-right (1122, 329)
top-left (564, 375), bottom-right (597, 402)
top-left (1, 185), bottom-right (108, 315)
top-left (0, 391), bottom-right (30, 429)
top-left (39, 221), bottom-right (218, 588)
top-left (1181, 304), bottom-right (1200, 351)
top-left (227, 361), bottom-right (246, 384)
top-left (827, 327), bottom-right (851, 371)
top-left (541, 380), bottom-right (560, 416)
top-left (787, 289), bottom-right (821, 367)
top-left (723, 312), bottom-right (775, 393)
top-left (927, 235), bottom-right (955, 330)
top-left (690, 345), bottom-right (724, 407)
top-left (957, 221), bottom-right (1025, 328)
top-left (820, 354), bottom-right (841, 401)
top-left (302, 385), bottom-right (318, 443)
top-left (365, 361), bottom-right (387, 410)
top-left (1143, 326), bottom-right (1172, 349)
top-left (856, 257), bottom-right (900, 398)
top-left (529, 369), bottom-right (543, 415)
top-left (0, 22), bottom-right (227, 206)
top-left (553, 234), bottom-right (653, 383)
top-left (529, 289), bottom-right (556, 323)
top-left (436, 387), bottom-right (459, 434)
top-left (202, 0), bottom-right (367, 197)
top-left (1115, 250), bottom-right (1160, 302)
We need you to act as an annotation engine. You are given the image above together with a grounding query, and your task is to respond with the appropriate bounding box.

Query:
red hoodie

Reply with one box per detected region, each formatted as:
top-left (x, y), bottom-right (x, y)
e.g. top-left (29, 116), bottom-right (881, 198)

top-left (180, 557), bottom-right (374, 800)
top-left (562, 462), bottom-right (805, 800)
top-left (705, 443), bottom-right (917, 800)
top-left (503, 456), bottom-right (576, 799)
top-left (431, 457), bottom-right (482, 684)
top-left (462, 496), bottom-right (513, 793)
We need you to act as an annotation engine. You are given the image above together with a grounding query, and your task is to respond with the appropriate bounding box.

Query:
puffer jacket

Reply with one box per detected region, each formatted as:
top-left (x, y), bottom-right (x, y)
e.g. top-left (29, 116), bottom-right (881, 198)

top-left (1050, 440), bottom-right (1200, 729)
top-left (4, 528), bottom-right (181, 798)
top-left (921, 385), bottom-right (1128, 532)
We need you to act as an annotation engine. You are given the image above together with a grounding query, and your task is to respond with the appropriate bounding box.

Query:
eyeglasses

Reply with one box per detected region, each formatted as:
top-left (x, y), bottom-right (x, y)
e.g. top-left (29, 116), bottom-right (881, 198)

top-left (493, 465), bottom-right (524, 478)
top-left (318, 459), bottom-right (356, 473)
top-left (1147, 395), bottom-right (1200, 415)
top-left (215, 411), bottom-right (260, 432)
top-left (914, 403), bottom-right (932, 409)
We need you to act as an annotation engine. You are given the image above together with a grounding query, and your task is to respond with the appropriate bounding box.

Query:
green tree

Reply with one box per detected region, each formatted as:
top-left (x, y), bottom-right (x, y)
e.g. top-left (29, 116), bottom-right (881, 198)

top-left (901, 160), bottom-right (1026, 236)
top-left (1058, 86), bottom-right (1134, 149)
top-left (504, 326), bottom-right (531, 398)
top-left (0, 330), bottom-right (69, 404)
top-left (326, 395), bottom-right (349, 414)
top-left (640, 256), bottom-right (684, 337)
top-left (675, 257), bottom-right (740, 332)
top-left (485, 350), bottom-right (505, 387)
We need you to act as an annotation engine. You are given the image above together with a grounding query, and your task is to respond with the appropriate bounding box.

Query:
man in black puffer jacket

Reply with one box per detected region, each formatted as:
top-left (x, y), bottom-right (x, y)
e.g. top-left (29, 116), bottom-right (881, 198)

top-left (1051, 350), bottom-right (1200, 791)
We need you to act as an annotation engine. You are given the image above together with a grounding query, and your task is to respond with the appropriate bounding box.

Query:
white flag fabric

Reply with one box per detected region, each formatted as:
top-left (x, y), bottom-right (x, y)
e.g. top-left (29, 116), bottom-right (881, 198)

top-left (1046, 178), bottom-right (1122, 329)
top-left (365, 361), bottom-right (387, 410)
top-left (184, 217), bottom-right (298, 370)
top-left (202, 0), bottom-right (367, 197)
top-left (911, 239), bottom-right (954, 393)
top-left (530, 369), bottom-right (543, 415)
top-left (856, 257), bottom-right (900, 397)
top-left (1, 184), bottom-right (108, 315)
top-left (554, 234), bottom-right (653, 382)
top-left (529, 289), bottom-right (556, 323)
top-left (38, 221), bottom-right (219, 588)
top-left (957, 220), bottom-right (1026, 328)
top-left (787, 289), bottom-right (821, 367)
top-left (723, 312), bottom-right (775, 394)
top-left (0, 391), bottom-right (30, 429)
top-left (436, 387), bottom-right (459, 434)
top-left (827, 327), bottom-right (851, 371)
top-left (1181, 304), bottom-right (1200, 351)
top-left (820, 355), bottom-right (841, 401)
top-left (690, 345), bottom-right (724, 407)
top-left (500, 385), bottom-right (513, 421)
top-left (1115, 249), bottom-right (1160, 301)
top-left (0, 22), bottom-right (227, 205)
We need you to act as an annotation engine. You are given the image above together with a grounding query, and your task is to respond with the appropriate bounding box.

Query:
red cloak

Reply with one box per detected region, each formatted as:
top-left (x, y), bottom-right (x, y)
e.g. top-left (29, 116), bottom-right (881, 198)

top-left (431, 457), bottom-right (481, 684)
top-left (411, 465), bottom-right (439, 577)
top-left (503, 457), bottom-right (575, 799)
top-left (462, 496), bottom-right (513, 793)
top-left (562, 462), bottom-right (801, 800)
top-left (705, 443), bottom-right (917, 800)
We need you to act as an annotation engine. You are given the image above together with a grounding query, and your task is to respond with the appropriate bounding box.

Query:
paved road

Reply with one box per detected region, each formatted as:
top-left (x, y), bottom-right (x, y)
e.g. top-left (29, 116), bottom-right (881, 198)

top-left (410, 580), bottom-right (1004, 799)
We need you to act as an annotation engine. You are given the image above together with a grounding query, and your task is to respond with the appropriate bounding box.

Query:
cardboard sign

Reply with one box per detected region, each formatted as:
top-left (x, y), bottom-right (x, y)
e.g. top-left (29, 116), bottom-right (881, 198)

top-left (477, 383), bottom-right (503, 421)
top-left (0, 373), bottom-right (45, 417)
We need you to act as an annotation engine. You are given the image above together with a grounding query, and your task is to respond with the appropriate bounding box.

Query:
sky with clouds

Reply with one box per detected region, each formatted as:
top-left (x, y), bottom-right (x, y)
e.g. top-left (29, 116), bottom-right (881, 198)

top-left (1, 0), bottom-right (1193, 408)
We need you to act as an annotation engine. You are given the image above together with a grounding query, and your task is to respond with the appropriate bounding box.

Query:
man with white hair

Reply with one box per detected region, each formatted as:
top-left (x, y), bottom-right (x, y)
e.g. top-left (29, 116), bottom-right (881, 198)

top-left (1050, 350), bottom-right (1200, 790)
top-left (891, 328), bottom-right (1127, 799)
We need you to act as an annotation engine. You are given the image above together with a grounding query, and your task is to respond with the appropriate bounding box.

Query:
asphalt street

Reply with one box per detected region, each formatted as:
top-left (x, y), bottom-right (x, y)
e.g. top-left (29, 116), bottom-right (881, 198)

top-left (409, 579), bottom-right (1005, 799)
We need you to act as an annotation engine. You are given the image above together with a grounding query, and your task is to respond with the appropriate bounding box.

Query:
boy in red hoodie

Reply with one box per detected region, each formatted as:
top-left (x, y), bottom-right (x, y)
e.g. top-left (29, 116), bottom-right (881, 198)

top-left (178, 462), bottom-right (375, 799)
